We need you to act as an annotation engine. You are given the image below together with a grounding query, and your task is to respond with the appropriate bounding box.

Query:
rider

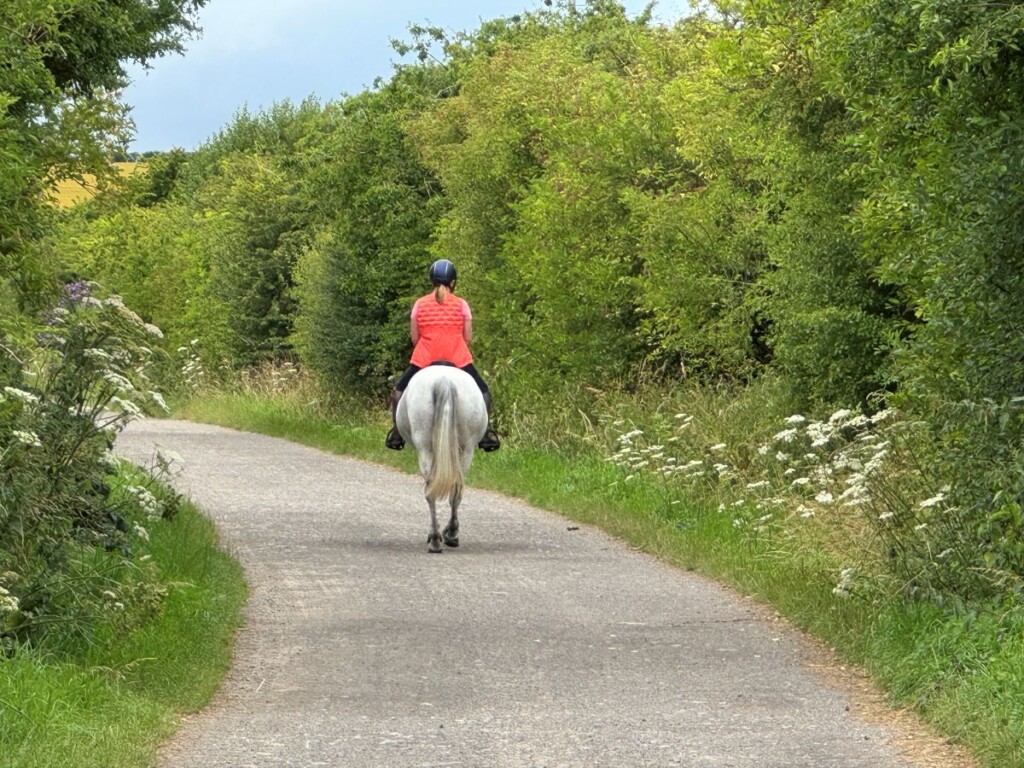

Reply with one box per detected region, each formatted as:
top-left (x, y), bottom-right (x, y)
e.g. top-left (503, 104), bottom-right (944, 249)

top-left (385, 259), bottom-right (501, 452)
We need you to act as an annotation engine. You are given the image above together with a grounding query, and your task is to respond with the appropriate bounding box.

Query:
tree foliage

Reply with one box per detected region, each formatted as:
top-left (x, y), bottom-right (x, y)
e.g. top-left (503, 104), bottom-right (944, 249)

top-left (1, 0), bottom-right (207, 651)
top-left (46, 0), bottom-right (1024, 601)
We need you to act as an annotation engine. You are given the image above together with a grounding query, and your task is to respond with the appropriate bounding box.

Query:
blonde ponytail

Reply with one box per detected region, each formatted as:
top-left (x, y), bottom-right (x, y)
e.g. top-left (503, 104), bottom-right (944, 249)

top-left (434, 284), bottom-right (449, 303)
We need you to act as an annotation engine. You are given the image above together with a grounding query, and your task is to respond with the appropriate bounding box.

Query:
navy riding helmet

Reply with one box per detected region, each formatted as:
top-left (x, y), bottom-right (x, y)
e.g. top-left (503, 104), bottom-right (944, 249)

top-left (428, 259), bottom-right (457, 287)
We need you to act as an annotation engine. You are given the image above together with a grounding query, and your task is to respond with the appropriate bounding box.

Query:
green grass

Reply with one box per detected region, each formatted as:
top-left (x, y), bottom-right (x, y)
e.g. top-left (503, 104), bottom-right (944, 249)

top-left (0, 493), bottom-right (246, 768)
top-left (181, 388), bottom-right (1024, 768)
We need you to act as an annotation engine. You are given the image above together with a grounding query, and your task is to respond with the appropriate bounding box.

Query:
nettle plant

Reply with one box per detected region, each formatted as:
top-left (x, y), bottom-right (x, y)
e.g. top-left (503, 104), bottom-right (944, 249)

top-left (0, 281), bottom-right (179, 651)
top-left (604, 404), bottom-right (1009, 606)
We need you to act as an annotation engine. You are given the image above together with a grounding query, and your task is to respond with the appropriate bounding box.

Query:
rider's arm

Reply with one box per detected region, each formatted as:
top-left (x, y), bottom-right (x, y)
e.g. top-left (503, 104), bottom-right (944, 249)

top-left (410, 314), bottom-right (420, 345)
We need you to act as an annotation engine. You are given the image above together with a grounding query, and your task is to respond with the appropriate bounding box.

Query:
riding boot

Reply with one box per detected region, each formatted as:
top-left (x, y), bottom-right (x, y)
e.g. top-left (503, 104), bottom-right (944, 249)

top-left (385, 389), bottom-right (405, 450)
top-left (478, 390), bottom-right (501, 452)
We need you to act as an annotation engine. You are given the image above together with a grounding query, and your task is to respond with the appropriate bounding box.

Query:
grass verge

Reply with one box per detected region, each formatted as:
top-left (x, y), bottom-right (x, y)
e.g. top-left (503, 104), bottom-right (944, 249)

top-left (181, 389), bottom-right (1024, 768)
top-left (0, 486), bottom-right (246, 768)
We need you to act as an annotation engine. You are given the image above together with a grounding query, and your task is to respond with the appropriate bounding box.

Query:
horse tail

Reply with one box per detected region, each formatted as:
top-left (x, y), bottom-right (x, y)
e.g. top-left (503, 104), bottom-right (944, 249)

top-left (425, 376), bottom-right (462, 502)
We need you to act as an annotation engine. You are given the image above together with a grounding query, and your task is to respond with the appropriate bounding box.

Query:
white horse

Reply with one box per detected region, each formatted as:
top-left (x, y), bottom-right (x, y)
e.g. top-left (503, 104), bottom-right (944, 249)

top-left (395, 365), bottom-right (488, 553)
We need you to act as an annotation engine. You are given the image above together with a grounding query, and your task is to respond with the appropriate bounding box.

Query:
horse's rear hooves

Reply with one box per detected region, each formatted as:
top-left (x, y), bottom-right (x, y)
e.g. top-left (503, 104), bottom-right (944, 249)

top-left (442, 525), bottom-right (459, 548)
top-left (427, 535), bottom-right (443, 553)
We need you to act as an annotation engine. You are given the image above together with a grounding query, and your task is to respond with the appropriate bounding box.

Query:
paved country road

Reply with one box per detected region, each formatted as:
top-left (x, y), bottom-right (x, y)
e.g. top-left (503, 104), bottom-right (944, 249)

top-left (117, 419), bottom-right (962, 768)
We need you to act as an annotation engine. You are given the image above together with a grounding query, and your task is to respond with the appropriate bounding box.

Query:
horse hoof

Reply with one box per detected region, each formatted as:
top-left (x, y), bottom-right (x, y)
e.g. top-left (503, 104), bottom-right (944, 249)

top-left (427, 535), bottom-right (443, 553)
top-left (442, 527), bottom-right (459, 548)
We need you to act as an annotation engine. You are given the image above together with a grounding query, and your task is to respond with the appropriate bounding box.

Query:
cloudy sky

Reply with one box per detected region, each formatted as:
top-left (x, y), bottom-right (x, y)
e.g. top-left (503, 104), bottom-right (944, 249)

top-left (122, 0), bottom-right (685, 153)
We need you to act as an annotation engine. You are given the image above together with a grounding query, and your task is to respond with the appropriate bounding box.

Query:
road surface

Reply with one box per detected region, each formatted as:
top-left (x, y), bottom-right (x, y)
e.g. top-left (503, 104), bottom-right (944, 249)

top-left (117, 419), bottom-right (963, 768)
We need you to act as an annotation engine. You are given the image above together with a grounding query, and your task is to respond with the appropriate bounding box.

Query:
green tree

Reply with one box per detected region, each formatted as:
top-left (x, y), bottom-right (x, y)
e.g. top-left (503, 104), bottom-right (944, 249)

top-left (409, 3), bottom-right (685, 390)
top-left (1, 0), bottom-right (207, 300)
top-left (818, 0), bottom-right (1024, 594)
top-left (293, 79), bottom-right (447, 397)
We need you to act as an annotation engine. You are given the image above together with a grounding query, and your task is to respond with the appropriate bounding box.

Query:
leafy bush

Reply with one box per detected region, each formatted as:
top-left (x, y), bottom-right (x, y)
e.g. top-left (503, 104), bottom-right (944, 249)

top-left (0, 282), bottom-right (175, 652)
top-left (600, 390), bottom-right (1024, 608)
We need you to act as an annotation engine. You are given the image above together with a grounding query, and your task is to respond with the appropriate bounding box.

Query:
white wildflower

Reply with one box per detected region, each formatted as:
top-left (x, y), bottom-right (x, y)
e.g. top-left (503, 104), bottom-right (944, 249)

top-left (878, 511), bottom-right (895, 521)
top-left (773, 428), bottom-right (799, 443)
top-left (133, 523), bottom-right (150, 542)
top-left (815, 491), bottom-right (834, 504)
top-left (775, 451), bottom-right (790, 462)
top-left (149, 391), bottom-right (170, 413)
top-left (864, 452), bottom-right (889, 474)
top-left (757, 444), bottom-right (771, 456)
top-left (103, 372), bottom-right (135, 392)
top-left (870, 408), bottom-right (897, 423)
top-left (143, 323), bottom-right (164, 338)
top-left (745, 480), bottom-right (769, 490)
top-left (127, 485), bottom-right (162, 517)
top-left (104, 296), bottom-right (146, 326)
top-left (784, 414), bottom-right (807, 425)
top-left (832, 567), bottom-right (856, 598)
top-left (919, 493), bottom-right (946, 509)
top-left (109, 396), bottom-right (142, 417)
top-left (790, 477), bottom-right (812, 487)
top-left (838, 484), bottom-right (866, 502)
top-left (12, 430), bottom-right (41, 447)
top-left (709, 443), bottom-right (727, 452)
top-left (0, 586), bottom-right (20, 615)
top-left (829, 409), bottom-right (853, 424)
top-left (83, 348), bottom-right (112, 361)
top-left (3, 386), bottom-right (39, 404)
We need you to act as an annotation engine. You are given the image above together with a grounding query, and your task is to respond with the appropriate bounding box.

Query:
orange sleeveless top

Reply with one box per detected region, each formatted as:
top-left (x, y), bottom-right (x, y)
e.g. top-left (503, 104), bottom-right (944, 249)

top-left (410, 292), bottom-right (473, 368)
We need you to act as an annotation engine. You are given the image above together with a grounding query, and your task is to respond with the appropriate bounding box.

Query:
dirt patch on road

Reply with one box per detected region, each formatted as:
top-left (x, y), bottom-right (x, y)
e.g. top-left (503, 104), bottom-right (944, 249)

top-left (801, 635), bottom-right (976, 768)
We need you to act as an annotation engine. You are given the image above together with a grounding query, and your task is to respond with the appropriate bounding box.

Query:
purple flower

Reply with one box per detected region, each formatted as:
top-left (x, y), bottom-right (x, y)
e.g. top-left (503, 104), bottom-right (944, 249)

top-left (62, 281), bottom-right (91, 305)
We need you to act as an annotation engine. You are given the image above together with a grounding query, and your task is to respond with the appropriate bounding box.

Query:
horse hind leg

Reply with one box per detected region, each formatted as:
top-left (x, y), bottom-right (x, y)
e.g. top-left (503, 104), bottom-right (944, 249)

top-left (442, 521), bottom-right (459, 548)
top-left (426, 496), bottom-right (443, 553)
top-left (442, 484), bottom-right (462, 548)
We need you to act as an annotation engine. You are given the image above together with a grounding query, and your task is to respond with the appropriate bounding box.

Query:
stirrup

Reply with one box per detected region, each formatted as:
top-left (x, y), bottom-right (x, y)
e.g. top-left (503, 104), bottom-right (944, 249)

top-left (478, 428), bottom-right (500, 452)
top-left (385, 427), bottom-right (405, 450)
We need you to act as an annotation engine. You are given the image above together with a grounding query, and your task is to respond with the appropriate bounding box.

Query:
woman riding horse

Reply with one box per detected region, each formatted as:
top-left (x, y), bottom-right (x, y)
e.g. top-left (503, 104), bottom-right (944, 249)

top-left (386, 259), bottom-right (500, 452)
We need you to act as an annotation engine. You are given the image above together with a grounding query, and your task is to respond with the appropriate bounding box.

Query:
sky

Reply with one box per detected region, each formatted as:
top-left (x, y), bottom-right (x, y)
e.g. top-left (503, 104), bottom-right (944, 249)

top-left (122, 0), bottom-right (686, 154)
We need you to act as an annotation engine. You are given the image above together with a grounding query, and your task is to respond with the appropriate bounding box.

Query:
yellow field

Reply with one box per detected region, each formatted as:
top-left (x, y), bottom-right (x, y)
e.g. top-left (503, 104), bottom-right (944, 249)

top-left (52, 161), bottom-right (141, 208)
